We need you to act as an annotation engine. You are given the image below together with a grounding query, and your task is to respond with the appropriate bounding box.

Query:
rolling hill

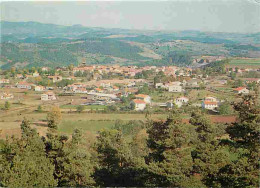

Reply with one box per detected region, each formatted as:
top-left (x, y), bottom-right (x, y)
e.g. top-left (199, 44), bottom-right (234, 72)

top-left (1, 21), bottom-right (260, 69)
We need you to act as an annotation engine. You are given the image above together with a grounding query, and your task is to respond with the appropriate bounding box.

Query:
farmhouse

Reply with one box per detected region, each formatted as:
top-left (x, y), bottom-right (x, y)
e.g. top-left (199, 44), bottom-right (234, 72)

top-left (1, 93), bottom-right (14, 100)
top-left (131, 99), bottom-right (146, 111)
top-left (32, 71), bottom-right (40, 77)
top-left (35, 85), bottom-right (45, 92)
top-left (0, 79), bottom-right (10, 84)
top-left (168, 85), bottom-right (182, 92)
top-left (41, 92), bottom-right (56, 101)
top-left (17, 82), bottom-right (34, 90)
top-left (202, 101), bottom-right (218, 110)
top-left (135, 94), bottom-right (151, 104)
top-left (87, 92), bottom-right (118, 102)
top-left (233, 87), bottom-right (249, 94)
top-left (202, 96), bottom-right (218, 110)
top-left (175, 96), bottom-right (189, 107)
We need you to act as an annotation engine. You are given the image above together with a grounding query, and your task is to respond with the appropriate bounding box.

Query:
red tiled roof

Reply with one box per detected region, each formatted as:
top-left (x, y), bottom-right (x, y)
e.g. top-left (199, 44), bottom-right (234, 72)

top-left (234, 87), bottom-right (246, 91)
top-left (133, 99), bottom-right (146, 104)
top-left (204, 101), bottom-right (217, 105)
top-left (135, 94), bottom-right (149, 98)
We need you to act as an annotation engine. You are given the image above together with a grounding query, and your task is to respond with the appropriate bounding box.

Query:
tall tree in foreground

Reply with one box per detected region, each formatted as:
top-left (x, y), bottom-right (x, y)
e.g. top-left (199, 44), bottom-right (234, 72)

top-left (0, 118), bottom-right (57, 187)
top-left (216, 94), bottom-right (260, 187)
top-left (146, 110), bottom-right (202, 187)
top-left (189, 111), bottom-right (230, 187)
top-left (94, 129), bottom-right (149, 187)
top-left (58, 129), bottom-right (96, 186)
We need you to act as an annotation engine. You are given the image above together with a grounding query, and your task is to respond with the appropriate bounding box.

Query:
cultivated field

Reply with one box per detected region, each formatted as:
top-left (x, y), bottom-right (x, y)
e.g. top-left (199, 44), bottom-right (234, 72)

top-left (229, 58), bottom-right (260, 68)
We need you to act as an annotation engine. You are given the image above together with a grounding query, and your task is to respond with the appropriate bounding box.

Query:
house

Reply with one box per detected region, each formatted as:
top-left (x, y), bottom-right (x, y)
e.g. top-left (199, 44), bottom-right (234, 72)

top-left (168, 85), bottom-right (182, 92)
top-left (87, 92), bottom-right (118, 102)
top-left (95, 88), bottom-right (103, 93)
top-left (202, 101), bottom-right (218, 110)
top-left (131, 99), bottom-right (146, 111)
top-left (0, 79), bottom-right (10, 84)
top-left (175, 96), bottom-right (189, 107)
top-left (1, 93), bottom-right (14, 100)
top-left (243, 78), bottom-right (260, 84)
top-left (202, 96), bottom-right (218, 110)
top-left (155, 83), bottom-right (165, 89)
top-left (33, 71), bottom-right (40, 77)
top-left (17, 82), bottom-right (34, 90)
top-left (233, 87), bottom-right (249, 94)
top-left (135, 94), bottom-right (151, 104)
top-left (41, 92), bottom-right (56, 101)
top-left (35, 85), bottom-right (45, 92)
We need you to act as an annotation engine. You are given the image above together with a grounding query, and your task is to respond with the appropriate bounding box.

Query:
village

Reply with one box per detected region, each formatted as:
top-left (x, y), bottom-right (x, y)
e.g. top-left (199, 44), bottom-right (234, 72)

top-left (0, 63), bottom-right (259, 116)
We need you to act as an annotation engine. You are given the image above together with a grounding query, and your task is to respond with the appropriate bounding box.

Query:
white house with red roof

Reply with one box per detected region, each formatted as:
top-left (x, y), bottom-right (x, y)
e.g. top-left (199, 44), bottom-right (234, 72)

top-left (202, 96), bottom-right (218, 110)
top-left (0, 79), bottom-right (10, 84)
top-left (233, 87), bottom-right (249, 94)
top-left (1, 93), bottom-right (14, 100)
top-left (17, 82), bottom-right (34, 90)
top-left (131, 99), bottom-right (146, 111)
top-left (135, 94), bottom-right (151, 104)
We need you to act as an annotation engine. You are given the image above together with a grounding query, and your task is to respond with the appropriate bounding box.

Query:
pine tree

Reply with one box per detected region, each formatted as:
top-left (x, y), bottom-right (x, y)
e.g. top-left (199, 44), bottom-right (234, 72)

top-left (59, 129), bottom-right (96, 186)
top-left (43, 130), bottom-right (69, 185)
top-left (189, 111), bottom-right (230, 187)
top-left (94, 129), bottom-right (147, 187)
top-left (0, 118), bottom-right (57, 187)
top-left (146, 110), bottom-right (202, 187)
top-left (216, 94), bottom-right (260, 187)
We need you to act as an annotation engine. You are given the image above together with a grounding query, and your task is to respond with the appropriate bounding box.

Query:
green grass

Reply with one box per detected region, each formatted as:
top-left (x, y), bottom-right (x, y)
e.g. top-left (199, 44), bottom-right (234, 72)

top-left (59, 120), bottom-right (115, 133)
top-left (60, 104), bottom-right (107, 110)
top-left (229, 58), bottom-right (260, 66)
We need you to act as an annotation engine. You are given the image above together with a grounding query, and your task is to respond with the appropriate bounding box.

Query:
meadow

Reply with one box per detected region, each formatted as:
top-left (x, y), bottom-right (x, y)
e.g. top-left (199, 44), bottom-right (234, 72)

top-left (229, 58), bottom-right (260, 67)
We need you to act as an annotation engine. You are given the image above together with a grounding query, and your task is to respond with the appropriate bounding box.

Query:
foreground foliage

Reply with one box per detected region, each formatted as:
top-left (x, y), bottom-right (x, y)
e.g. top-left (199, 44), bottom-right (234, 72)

top-left (0, 94), bottom-right (259, 187)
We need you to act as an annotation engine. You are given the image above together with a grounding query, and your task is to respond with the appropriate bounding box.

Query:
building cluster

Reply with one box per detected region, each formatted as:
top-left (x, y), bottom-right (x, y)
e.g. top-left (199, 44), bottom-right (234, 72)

top-left (0, 64), bottom-right (258, 112)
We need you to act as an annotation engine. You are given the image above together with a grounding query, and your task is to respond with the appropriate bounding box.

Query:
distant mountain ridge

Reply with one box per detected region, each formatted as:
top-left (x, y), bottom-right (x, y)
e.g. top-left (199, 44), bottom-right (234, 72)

top-left (0, 21), bottom-right (259, 69)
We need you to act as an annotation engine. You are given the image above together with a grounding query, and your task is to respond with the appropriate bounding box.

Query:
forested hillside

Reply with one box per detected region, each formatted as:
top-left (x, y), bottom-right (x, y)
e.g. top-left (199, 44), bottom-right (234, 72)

top-left (1, 21), bottom-right (260, 69)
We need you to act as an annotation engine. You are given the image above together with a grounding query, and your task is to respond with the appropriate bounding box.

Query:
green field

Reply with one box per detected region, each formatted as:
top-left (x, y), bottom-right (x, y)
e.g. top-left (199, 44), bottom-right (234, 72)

top-left (60, 104), bottom-right (107, 110)
top-left (229, 58), bottom-right (260, 67)
top-left (0, 111), bottom-right (168, 137)
top-left (59, 120), bottom-right (115, 133)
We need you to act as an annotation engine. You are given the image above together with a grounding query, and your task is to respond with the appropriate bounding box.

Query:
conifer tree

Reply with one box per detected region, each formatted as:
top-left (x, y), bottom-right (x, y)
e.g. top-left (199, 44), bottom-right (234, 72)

top-left (189, 111), bottom-right (230, 187)
top-left (146, 110), bottom-right (202, 187)
top-left (94, 129), bottom-right (148, 187)
top-left (56, 129), bottom-right (96, 186)
top-left (216, 94), bottom-right (260, 187)
top-left (0, 118), bottom-right (57, 187)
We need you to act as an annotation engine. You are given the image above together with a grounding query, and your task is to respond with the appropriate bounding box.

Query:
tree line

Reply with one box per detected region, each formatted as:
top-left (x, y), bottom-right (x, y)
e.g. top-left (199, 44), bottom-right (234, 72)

top-left (0, 94), bottom-right (259, 187)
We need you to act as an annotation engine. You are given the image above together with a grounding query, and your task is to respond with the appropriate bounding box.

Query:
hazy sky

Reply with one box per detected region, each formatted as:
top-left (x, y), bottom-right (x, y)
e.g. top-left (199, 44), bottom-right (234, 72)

top-left (1, 0), bottom-right (260, 33)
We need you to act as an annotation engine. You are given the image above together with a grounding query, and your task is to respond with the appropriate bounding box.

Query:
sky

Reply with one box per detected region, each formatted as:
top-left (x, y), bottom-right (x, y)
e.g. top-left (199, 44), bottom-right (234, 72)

top-left (1, 0), bottom-right (260, 33)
